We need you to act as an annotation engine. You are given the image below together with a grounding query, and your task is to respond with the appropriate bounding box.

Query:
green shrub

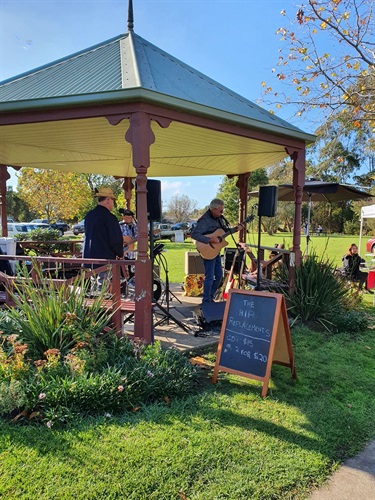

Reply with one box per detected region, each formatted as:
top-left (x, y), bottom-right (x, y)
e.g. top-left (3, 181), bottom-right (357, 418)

top-left (333, 309), bottom-right (369, 333)
top-left (283, 253), bottom-right (351, 331)
top-left (0, 379), bottom-right (27, 415)
top-left (15, 228), bottom-right (74, 256)
top-left (0, 337), bottom-right (198, 426)
top-left (0, 280), bottom-right (198, 427)
top-left (343, 220), bottom-right (360, 235)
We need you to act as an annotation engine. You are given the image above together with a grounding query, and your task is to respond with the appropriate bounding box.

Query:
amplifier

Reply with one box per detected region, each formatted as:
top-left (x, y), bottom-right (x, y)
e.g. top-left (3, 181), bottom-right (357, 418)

top-left (224, 247), bottom-right (245, 274)
top-left (185, 251), bottom-right (205, 275)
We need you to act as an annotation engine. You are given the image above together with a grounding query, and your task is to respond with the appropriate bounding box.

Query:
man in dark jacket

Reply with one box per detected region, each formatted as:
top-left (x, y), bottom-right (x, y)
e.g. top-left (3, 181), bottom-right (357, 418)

top-left (83, 187), bottom-right (123, 293)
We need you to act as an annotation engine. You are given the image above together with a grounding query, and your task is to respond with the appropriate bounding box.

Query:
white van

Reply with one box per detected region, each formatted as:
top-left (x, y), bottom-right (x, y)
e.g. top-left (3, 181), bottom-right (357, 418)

top-left (6, 222), bottom-right (49, 238)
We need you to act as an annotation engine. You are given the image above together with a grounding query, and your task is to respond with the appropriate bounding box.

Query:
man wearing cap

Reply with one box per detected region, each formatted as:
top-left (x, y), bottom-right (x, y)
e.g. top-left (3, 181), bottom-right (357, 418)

top-left (83, 187), bottom-right (124, 293)
top-left (120, 208), bottom-right (138, 278)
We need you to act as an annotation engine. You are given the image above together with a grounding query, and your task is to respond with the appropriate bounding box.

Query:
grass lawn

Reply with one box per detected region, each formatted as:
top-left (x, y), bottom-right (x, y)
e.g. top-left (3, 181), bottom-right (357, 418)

top-left (0, 233), bottom-right (374, 499)
top-left (1, 320), bottom-right (374, 499)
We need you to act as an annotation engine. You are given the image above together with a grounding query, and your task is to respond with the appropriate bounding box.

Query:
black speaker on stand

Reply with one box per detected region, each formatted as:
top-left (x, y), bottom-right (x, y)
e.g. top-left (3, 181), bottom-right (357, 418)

top-left (136, 178), bottom-right (162, 297)
top-left (138, 180), bottom-right (191, 333)
top-left (258, 185), bottom-right (278, 218)
top-left (255, 186), bottom-right (278, 290)
top-left (136, 179), bottom-right (162, 222)
top-left (146, 179), bottom-right (162, 222)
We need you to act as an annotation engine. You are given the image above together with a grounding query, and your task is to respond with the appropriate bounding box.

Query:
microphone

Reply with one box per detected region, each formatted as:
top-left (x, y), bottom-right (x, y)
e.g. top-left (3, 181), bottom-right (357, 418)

top-left (222, 215), bottom-right (230, 226)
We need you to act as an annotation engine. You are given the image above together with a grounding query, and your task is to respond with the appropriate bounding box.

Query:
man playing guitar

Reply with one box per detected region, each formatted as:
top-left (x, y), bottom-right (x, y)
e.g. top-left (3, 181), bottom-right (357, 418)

top-left (119, 209), bottom-right (138, 278)
top-left (191, 198), bottom-right (241, 304)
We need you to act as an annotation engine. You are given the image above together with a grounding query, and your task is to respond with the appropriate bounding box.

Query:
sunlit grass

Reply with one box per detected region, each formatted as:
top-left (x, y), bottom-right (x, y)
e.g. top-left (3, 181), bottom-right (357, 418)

top-left (1, 322), bottom-right (374, 499)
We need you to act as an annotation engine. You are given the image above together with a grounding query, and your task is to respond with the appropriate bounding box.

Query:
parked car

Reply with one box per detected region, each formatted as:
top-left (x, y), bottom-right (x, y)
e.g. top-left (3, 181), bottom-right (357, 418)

top-left (170, 222), bottom-right (190, 231)
top-left (152, 222), bottom-right (189, 242)
top-left (7, 222), bottom-right (49, 238)
top-left (72, 220), bottom-right (85, 235)
top-left (30, 219), bottom-right (48, 224)
top-left (366, 237), bottom-right (375, 254)
top-left (52, 220), bottom-right (70, 233)
top-left (30, 219), bottom-right (70, 235)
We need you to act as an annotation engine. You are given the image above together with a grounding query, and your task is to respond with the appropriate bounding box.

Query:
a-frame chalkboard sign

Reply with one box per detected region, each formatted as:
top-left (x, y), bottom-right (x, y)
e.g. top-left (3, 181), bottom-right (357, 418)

top-left (212, 289), bottom-right (297, 397)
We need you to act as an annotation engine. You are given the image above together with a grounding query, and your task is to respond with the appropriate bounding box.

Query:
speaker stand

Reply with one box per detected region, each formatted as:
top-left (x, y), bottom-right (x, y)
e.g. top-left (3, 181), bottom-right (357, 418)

top-left (255, 215), bottom-right (262, 291)
top-left (153, 302), bottom-right (191, 333)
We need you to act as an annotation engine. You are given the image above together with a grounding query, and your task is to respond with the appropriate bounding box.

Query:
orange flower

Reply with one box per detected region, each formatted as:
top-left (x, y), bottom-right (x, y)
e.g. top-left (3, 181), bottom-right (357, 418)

top-left (14, 344), bottom-right (28, 354)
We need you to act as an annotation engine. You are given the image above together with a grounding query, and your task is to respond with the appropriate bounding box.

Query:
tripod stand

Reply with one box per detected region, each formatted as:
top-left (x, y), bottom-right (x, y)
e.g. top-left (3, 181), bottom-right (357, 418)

top-left (155, 250), bottom-right (181, 307)
top-left (149, 222), bottom-right (191, 333)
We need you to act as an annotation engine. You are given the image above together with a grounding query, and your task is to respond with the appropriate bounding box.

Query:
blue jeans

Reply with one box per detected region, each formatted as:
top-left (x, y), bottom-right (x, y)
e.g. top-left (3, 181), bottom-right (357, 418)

top-left (202, 255), bottom-right (223, 302)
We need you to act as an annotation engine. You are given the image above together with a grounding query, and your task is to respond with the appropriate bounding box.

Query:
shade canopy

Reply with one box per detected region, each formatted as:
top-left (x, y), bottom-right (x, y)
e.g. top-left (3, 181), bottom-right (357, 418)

top-left (250, 181), bottom-right (373, 203)
top-left (249, 181), bottom-right (374, 256)
top-left (359, 204), bottom-right (375, 254)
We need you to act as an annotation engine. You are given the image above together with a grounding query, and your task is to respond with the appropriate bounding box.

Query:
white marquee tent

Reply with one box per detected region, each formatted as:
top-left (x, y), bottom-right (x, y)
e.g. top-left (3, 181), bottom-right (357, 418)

top-left (359, 204), bottom-right (375, 253)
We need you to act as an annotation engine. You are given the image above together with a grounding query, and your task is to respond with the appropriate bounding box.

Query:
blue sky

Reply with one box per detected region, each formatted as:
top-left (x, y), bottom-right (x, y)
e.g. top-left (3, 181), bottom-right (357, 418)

top-left (0, 0), bottom-right (315, 209)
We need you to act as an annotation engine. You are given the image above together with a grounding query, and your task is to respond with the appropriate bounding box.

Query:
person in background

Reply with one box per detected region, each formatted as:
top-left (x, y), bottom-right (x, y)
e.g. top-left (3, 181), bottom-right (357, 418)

top-left (268, 243), bottom-right (285, 270)
top-left (342, 243), bottom-right (371, 293)
top-left (119, 208), bottom-right (138, 279)
top-left (191, 198), bottom-right (232, 303)
top-left (83, 187), bottom-right (123, 294)
top-left (269, 243), bottom-right (284, 259)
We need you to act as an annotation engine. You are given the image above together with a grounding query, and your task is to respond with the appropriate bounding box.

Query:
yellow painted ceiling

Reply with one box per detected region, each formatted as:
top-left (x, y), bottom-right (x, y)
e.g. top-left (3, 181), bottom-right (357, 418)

top-left (0, 117), bottom-right (290, 178)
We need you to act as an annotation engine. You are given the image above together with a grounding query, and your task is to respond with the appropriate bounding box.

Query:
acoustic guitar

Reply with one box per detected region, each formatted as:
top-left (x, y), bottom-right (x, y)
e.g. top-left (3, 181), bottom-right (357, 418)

top-left (123, 235), bottom-right (137, 256)
top-left (195, 215), bottom-right (254, 260)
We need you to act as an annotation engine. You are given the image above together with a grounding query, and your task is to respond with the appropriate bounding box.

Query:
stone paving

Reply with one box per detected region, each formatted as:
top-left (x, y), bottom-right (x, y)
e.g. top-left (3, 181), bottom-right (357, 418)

top-left (122, 283), bottom-right (221, 352)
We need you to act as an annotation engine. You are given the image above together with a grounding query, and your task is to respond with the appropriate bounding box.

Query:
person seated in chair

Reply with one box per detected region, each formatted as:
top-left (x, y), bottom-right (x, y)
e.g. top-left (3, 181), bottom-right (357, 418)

top-left (269, 243), bottom-right (285, 259)
top-left (342, 243), bottom-right (372, 293)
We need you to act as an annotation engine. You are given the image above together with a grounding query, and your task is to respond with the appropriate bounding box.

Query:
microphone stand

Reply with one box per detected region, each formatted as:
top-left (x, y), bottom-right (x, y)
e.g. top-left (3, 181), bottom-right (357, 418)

top-left (149, 230), bottom-right (190, 333)
top-left (156, 251), bottom-right (181, 307)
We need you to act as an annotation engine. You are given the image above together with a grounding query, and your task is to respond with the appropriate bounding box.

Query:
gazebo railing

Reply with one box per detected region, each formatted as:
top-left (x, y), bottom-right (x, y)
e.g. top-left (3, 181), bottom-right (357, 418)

top-left (0, 254), bottom-right (136, 334)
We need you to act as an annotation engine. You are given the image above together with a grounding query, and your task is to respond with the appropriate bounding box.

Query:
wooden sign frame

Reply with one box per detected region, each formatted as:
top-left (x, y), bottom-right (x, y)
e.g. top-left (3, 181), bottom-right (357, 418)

top-left (212, 288), bottom-right (297, 397)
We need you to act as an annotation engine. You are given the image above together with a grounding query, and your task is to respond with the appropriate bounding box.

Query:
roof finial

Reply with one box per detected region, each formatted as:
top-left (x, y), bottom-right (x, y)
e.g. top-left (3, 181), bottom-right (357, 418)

top-left (127, 0), bottom-right (134, 32)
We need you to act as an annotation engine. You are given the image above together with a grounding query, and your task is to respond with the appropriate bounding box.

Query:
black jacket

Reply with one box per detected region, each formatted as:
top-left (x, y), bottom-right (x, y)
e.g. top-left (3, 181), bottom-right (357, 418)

top-left (190, 209), bottom-right (228, 244)
top-left (342, 253), bottom-right (365, 280)
top-left (83, 205), bottom-right (123, 261)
